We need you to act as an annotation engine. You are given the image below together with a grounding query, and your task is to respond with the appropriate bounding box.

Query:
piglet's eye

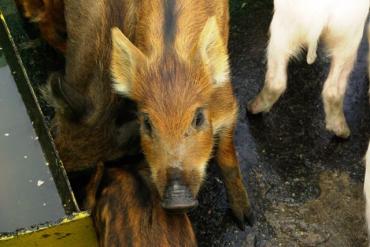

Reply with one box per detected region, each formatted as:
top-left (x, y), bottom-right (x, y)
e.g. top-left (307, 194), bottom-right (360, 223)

top-left (142, 113), bottom-right (152, 135)
top-left (192, 108), bottom-right (205, 129)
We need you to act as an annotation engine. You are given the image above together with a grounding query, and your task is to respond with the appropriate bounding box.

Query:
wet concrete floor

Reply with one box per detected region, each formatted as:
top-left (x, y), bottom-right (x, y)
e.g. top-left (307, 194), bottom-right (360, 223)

top-left (190, 1), bottom-right (370, 246)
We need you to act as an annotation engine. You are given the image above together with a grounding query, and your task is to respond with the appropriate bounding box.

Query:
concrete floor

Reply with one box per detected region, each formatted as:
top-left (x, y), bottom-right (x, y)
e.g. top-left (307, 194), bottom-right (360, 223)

top-left (190, 1), bottom-right (370, 246)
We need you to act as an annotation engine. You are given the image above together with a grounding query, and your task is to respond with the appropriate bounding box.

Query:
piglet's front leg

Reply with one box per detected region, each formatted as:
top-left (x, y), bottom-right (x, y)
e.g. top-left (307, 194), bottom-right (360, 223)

top-left (217, 125), bottom-right (254, 229)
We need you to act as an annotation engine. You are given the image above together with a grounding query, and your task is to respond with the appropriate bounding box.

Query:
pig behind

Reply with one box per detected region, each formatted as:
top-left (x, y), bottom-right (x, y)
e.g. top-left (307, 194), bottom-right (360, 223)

top-left (86, 162), bottom-right (197, 247)
top-left (16, 0), bottom-right (66, 53)
top-left (248, 0), bottom-right (369, 138)
top-left (359, 23), bottom-right (369, 244)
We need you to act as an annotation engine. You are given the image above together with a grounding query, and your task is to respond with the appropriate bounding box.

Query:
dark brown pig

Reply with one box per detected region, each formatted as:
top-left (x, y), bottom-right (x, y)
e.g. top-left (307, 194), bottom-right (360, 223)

top-left (86, 162), bottom-right (197, 247)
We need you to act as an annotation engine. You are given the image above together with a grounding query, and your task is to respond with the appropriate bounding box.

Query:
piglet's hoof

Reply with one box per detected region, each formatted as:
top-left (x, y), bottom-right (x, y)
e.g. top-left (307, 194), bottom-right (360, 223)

top-left (228, 188), bottom-right (254, 230)
top-left (231, 205), bottom-right (255, 231)
top-left (247, 96), bottom-right (270, 114)
top-left (326, 121), bottom-right (350, 139)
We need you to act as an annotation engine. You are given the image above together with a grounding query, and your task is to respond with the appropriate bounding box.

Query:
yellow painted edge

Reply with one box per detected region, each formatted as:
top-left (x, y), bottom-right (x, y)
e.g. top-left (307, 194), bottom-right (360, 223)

top-left (0, 212), bottom-right (98, 247)
top-left (0, 212), bottom-right (89, 241)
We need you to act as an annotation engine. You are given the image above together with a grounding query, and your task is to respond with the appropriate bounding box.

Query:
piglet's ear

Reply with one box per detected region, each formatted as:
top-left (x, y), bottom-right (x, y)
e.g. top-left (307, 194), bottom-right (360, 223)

top-left (111, 27), bottom-right (146, 97)
top-left (43, 72), bottom-right (91, 122)
top-left (198, 16), bottom-right (230, 86)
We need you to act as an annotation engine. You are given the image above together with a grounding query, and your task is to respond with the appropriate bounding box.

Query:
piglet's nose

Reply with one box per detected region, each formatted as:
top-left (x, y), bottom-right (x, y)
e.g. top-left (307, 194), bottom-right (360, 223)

top-left (161, 180), bottom-right (198, 213)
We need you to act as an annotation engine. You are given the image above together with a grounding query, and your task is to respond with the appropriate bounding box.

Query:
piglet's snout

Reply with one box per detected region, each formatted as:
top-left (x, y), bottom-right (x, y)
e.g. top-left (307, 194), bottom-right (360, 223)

top-left (161, 179), bottom-right (198, 213)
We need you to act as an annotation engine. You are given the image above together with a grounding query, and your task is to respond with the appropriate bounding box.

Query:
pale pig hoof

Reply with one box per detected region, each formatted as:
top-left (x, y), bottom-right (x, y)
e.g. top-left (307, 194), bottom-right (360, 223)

top-left (326, 122), bottom-right (351, 139)
top-left (247, 98), bottom-right (269, 114)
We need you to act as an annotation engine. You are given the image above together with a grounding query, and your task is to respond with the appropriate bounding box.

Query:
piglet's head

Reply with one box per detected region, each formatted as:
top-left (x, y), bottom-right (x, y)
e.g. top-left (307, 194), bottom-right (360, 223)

top-left (110, 17), bottom-right (230, 213)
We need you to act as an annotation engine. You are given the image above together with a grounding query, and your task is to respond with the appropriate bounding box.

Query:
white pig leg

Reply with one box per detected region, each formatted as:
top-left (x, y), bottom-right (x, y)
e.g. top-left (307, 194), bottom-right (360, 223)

top-left (248, 18), bottom-right (299, 114)
top-left (364, 143), bottom-right (370, 241)
top-left (367, 23), bottom-right (370, 103)
top-left (322, 31), bottom-right (362, 138)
